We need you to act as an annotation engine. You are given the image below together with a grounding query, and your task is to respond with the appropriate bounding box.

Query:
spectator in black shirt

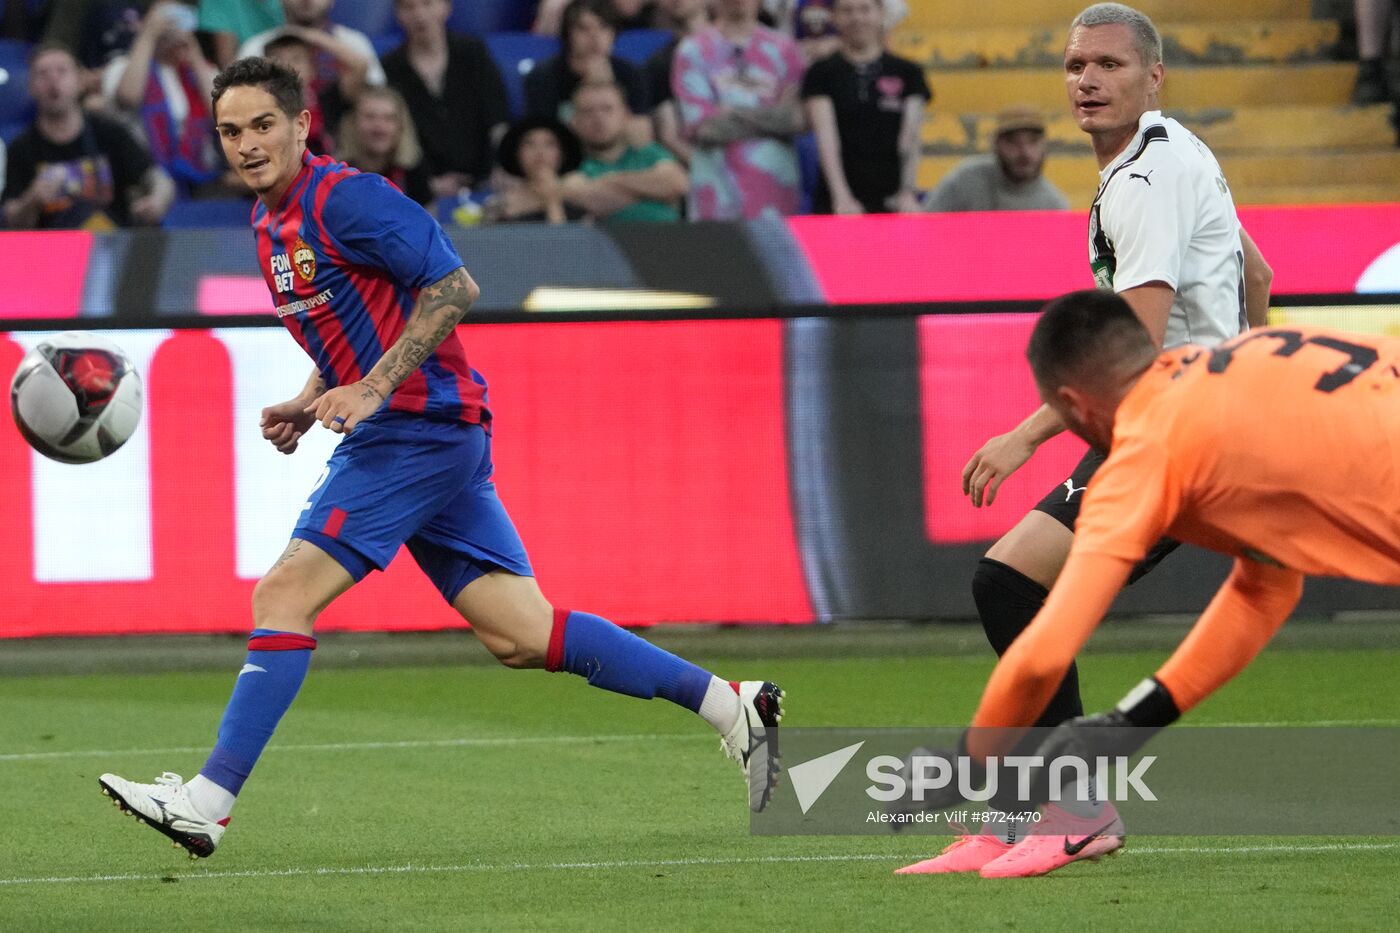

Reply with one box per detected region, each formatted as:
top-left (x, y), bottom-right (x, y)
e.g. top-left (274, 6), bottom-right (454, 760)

top-left (524, 0), bottom-right (651, 140)
top-left (381, 0), bottom-right (509, 200)
top-left (3, 44), bottom-right (173, 229)
top-left (800, 0), bottom-right (926, 213)
top-left (336, 86), bottom-right (433, 205)
top-left (645, 0), bottom-right (711, 165)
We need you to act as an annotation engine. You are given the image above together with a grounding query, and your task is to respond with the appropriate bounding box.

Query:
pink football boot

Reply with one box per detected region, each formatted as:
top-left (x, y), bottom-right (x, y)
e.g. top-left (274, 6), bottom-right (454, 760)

top-left (978, 803), bottom-right (1125, 879)
top-left (895, 831), bottom-right (1013, 875)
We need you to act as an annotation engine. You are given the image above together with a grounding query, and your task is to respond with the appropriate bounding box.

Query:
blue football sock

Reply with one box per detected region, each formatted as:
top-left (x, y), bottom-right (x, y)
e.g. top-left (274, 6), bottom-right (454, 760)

top-left (198, 629), bottom-right (315, 796)
top-left (546, 609), bottom-right (714, 712)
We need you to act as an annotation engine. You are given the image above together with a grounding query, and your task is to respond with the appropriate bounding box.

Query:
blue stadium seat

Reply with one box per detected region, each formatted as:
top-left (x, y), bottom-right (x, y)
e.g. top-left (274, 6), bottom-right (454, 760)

top-left (373, 31), bottom-right (404, 57)
top-left (449, 0), bottom-right (535, 36)
top-left (612, 29), bottom-right (672, 65)
top-left (1, 119), bottom-right (28, 144)
top-left (0, 39), bottom-right (34, 130)
top-left (328, 0), bottom-right (396, 41)
top-left (484, 33), bottom-right (560, 119)
top-left (163, 198), bottom-right (256, 228)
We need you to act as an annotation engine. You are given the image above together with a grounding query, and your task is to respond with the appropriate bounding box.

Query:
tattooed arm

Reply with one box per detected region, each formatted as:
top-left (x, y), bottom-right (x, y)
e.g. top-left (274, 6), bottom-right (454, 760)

top-left (306, 266), bottom-right (481, 434)
top-left (361, 267), bottom-right (480, 399)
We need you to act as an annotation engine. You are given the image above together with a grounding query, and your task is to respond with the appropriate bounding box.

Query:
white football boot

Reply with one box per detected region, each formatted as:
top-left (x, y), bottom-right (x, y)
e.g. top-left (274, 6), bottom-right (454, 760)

top-left (99, 772), bottom-right (226, 859)
top-left (720, 681), bottom-right (785, 812)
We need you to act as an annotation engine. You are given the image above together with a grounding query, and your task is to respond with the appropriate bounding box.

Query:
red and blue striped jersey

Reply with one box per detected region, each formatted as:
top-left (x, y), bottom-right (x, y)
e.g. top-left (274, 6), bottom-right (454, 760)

top-left (252, 151), bottom-right (486, 424)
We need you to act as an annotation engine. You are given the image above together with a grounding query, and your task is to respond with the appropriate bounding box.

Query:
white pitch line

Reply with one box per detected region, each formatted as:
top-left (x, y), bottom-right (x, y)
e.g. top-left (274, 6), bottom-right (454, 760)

top-left (856, 714), bottom-right (1400, 728)
top-left (0, 733), bottom-right (704, 763)
top-left (0, 854), bottom-right (908, 887)
top-left (2, 843), bottom-right (1398, 888)
top-left (1197, 719), bottom-right (1400, 728)
top-left (7, 719), bottom-right (1400, 762)
top-left (1134, 842), bottom-right (1400, 855)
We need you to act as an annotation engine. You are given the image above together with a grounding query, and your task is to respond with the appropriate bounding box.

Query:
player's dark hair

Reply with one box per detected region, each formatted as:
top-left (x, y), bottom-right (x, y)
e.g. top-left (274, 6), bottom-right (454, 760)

top-left (1026, 289), bottom-right (1156, 391)
top-left (560, 0), bottom-right (619, 49)
top-left (211, 56), bottom-right (305, 120)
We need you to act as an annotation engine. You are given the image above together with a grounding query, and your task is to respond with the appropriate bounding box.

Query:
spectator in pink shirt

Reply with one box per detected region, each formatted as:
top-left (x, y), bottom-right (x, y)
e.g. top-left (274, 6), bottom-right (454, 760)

top-left (672, 0), bottom-right (805, 219)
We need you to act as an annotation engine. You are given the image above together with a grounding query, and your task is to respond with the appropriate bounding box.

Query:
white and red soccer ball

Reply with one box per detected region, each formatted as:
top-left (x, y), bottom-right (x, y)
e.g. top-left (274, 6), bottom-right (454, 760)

top-left (9, 332), bottom-right (143, 464)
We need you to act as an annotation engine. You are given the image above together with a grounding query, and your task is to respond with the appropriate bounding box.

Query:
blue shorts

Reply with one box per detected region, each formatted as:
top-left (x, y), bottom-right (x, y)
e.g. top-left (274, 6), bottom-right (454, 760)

top-left (292, 412), bottom-right (533, 603)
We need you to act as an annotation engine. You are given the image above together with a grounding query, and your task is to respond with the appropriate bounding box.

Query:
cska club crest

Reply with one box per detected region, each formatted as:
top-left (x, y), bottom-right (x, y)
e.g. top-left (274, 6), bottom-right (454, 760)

top-left (291, 237), bottom-right (316, 283)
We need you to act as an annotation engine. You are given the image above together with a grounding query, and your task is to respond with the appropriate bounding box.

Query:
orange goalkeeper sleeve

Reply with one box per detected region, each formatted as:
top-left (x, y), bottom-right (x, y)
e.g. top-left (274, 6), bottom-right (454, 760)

top-left (1154, 558), bottom-right (1304, 712)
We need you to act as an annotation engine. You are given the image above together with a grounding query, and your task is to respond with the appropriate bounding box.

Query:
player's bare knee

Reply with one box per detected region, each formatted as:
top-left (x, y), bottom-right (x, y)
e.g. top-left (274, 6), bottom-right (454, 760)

top-left (251, 573), bottom-right (317, 634)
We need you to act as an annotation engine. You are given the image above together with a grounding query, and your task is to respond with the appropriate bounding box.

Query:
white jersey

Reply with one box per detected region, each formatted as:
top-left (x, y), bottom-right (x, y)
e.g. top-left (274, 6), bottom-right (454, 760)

top-left (1088, 110), bottom-right (1245, 349)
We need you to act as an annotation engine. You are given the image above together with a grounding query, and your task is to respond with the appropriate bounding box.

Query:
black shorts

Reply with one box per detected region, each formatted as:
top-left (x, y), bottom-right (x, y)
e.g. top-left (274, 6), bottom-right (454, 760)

top-left (1033, 448), bottom-right (1179, 584)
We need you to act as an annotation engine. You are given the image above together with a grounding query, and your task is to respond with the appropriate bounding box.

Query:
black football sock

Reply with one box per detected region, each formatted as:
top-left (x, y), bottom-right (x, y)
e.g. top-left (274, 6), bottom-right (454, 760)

top-left (971, 557), bottom-right (1085, 727)
top-left (973, 557), bottom-right (1088, 827)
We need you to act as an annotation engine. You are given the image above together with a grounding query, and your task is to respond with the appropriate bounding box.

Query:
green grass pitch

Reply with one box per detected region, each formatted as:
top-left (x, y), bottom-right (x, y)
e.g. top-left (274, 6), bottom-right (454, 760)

top-left (2, 622), bottom-right (1398, 931)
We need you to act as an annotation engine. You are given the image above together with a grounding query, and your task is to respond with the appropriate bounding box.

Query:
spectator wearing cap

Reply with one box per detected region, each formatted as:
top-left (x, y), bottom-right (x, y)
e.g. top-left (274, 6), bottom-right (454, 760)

top-left (382, 0), bottom-right (509, 201)
top-left (922, 105), bottom-right (1069, 213)
top-left (524, 0), bottom-right (652, 141)
top-left (801, 0), bottom-right (926, 214)
top-left (673, 0), bottom-right (806, 220)
top-left (487, 117), bottom-right (588, 224)
top-left (562, 80), bottom-right (687, 222)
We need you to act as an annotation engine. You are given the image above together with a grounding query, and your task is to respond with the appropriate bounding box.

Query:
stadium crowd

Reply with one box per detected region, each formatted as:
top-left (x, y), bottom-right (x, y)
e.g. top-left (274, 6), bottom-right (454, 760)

top-left (0, 0), bottom-right (955, 228)
top-left (1, 0), bottom-right (1390, 229)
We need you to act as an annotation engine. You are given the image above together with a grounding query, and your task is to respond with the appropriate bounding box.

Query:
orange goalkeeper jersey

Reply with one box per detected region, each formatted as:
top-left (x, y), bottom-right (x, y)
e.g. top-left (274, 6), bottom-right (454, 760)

top-left (1076, 324), bottom-right (1400, 584)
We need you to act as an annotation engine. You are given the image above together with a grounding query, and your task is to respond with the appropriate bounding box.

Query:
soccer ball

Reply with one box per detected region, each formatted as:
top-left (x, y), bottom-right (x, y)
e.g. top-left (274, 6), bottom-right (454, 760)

top-left (9, 333), bottom-right (143, 464)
